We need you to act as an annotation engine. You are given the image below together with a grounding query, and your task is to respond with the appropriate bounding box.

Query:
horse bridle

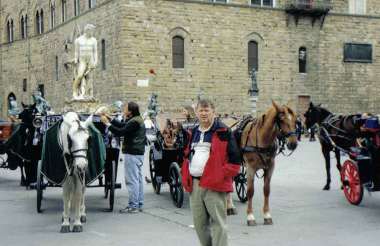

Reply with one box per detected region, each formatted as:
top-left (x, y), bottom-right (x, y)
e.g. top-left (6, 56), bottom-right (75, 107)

top-left (64, 126), bottom-right (89, 179)
top-left (242, 113), bottom-right (297, 161)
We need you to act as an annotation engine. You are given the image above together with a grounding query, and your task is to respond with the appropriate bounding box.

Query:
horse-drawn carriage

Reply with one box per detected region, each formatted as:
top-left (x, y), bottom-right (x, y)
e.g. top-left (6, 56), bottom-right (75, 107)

top-left (341, 117), bottom-right (380, 205)
top-left (145, 113), bottom-right (253, 208)
top-left (146, 116), bottom-right (194, 208)
top-left (35, 113), bottom-right (122, 213)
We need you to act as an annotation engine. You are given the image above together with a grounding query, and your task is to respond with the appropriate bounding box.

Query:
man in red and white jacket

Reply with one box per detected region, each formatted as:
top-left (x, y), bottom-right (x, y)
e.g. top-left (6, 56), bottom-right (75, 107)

top-left (181, 99), bottom-right (241, 246)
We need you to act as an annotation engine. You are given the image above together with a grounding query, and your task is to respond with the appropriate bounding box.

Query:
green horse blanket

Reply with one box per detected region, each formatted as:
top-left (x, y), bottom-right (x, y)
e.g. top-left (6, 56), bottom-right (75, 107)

top-left (41, 120), bottom-right (106, 185)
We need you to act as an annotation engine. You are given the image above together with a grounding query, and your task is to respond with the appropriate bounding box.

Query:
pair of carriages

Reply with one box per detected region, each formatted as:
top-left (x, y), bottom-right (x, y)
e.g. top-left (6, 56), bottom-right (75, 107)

top-left (146, 117), bottom-right (247, 208)
top-left (341, 116), bottom-right (380, 205)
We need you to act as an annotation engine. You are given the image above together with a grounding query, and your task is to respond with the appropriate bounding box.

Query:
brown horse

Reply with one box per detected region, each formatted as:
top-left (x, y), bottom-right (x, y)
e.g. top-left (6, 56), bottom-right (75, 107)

top-left (240, 101), bottom-right (298, 226)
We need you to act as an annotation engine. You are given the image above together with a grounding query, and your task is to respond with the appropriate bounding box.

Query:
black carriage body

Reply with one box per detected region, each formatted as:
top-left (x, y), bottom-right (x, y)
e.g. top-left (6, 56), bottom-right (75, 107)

top-left (153, 148), bottom-right (181, 183)
top-left (147, 118), bottom-right (195, 208)
top-left (348, 131), bottom-right (380, 190)
top-left (36, 113), bottom-right (122, 212)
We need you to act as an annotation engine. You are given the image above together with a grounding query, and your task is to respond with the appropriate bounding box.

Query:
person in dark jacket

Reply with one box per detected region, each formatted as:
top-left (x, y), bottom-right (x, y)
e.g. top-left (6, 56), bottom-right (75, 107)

top-left (181, 99), bottom-right (241, 246)
top-left (100, 101), bottom-right (146, 213)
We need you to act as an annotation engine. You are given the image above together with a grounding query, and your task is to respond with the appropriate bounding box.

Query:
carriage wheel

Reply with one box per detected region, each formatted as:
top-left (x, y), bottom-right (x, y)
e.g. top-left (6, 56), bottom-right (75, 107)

top-left (36, 160), bottom-right (43, 213)
top-left (149, 149), bottom-right (161, 194)
top-left (234, 163), bottom-right (247, 203)
top-left (341, 160), bottom-right (363, 205)
top-left (169, 162), bottom-right (184, 208)
top-left (108, 160), bottom-right (116, 211)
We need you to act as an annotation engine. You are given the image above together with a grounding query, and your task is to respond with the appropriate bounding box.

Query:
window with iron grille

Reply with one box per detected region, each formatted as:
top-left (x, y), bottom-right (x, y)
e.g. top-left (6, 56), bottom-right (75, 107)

top-left (248, 41), bottom-right (258, 72)
top-left (172, 36), bottom-right (184, 69)
top-left (344, 43), bottom-right (372, 63)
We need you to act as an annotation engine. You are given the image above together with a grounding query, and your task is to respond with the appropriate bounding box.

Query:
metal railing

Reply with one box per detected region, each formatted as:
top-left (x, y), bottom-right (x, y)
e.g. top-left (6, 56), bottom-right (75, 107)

top-left (285, 0), bottom-right (332, 11)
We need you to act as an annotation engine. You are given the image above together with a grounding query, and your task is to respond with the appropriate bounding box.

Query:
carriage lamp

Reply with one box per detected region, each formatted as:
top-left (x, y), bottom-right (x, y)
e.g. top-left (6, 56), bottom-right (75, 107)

top-left (248, 68), bottom-right (259, 97)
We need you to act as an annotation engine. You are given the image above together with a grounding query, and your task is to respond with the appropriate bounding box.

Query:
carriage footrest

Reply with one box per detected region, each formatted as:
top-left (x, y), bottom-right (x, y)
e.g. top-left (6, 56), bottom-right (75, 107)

top-left (115, 183), bottom-right (122, 189)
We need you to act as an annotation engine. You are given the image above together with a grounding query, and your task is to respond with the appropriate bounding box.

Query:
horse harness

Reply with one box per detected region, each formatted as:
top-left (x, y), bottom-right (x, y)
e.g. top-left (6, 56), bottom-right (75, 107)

top-left (61, 126), bottom-right (89, 184)
top-left (319, 114), bottom-right (360, 149)
top-left (237, 114), bottom-right (296, 172)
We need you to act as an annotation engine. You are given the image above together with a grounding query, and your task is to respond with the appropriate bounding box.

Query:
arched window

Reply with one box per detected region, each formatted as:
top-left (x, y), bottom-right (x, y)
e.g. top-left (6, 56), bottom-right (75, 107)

top-left (35, 11), bottom-right (39, 34)
top-left (11, 19), bottom-right (14, 42)
top-left (101, 39), bottom-right (106, 70)
top-left (24, 15), bottom-right (28, 37)
top-left (172, 36), bottom-right (184, 68)
top-left (50, 1), bottom-right (55, 29)
top-left (40, 9), bottom-right (44, 33)
top-left (35, 10), bottom-right (44, 34)
top-left (61, 0), bottom-right (67, 23)
top-left (7, 19), bottom-right (14, 43)
top-left (299, 47), bottom-right (307, 73)
top-left (21, 16), bottom-right (25, 39)
top-left (248, 41), bottom-right (258, 73)
top-left (74, 0), bottom-right (80, 16)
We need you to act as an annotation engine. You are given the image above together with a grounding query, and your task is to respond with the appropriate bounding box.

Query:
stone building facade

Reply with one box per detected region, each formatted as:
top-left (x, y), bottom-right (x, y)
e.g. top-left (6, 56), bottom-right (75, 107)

top-left (0, 0), bottom-right (379, 117)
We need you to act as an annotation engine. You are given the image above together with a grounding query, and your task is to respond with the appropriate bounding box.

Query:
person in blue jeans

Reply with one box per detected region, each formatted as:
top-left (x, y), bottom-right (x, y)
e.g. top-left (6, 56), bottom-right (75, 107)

top-left (101, 101), bottom-right (146, 213)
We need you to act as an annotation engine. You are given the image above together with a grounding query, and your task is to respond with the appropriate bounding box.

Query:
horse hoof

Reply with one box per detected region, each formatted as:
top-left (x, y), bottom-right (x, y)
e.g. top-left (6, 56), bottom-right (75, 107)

top-left (247, 220), bottom-right (256, 226)
top-left (264, 218), bottom-right (273, 225)
top-left (80, 216), bottom-right (86, 223)
top-left (60, 225), bottom-right (71, 233)
top-left (323, 185), bottom-right (330, 190)
top-left (227, 208), bottom-right (237, 216)
top-left (72, 225), bottom-right (83, 233)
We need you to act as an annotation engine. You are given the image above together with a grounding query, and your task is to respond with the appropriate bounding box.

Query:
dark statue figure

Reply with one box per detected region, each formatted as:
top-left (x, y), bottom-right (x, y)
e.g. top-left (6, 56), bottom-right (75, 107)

top-left (248, 68), bottom-right (259, 96)
top-left (147, 93), bottom-right (159, 118)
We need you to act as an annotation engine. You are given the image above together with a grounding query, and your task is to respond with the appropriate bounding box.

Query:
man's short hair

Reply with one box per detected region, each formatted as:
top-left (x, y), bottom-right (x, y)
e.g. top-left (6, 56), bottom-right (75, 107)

top-left (196, 99), bottom-right (215, 110)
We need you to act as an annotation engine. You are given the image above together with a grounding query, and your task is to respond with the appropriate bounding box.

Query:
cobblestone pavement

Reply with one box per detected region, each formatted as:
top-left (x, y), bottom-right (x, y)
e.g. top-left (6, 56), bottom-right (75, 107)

top-left (1, 139), bottom-right (380, 246)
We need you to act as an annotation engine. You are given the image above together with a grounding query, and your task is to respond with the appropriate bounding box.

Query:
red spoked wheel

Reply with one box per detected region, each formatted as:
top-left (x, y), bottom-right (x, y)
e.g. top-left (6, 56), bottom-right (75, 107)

top-left (341, 160), bottom-right (364, 205)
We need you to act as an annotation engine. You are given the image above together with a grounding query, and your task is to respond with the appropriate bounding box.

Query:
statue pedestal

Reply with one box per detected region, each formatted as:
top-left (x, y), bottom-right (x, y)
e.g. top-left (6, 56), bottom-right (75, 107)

top-left (64, 98), bottom-right (101, 114)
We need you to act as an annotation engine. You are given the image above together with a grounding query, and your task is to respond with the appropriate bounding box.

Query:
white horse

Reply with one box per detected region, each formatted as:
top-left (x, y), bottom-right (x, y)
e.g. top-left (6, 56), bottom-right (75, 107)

top-left (59, 112), bottom-right (92, 233)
